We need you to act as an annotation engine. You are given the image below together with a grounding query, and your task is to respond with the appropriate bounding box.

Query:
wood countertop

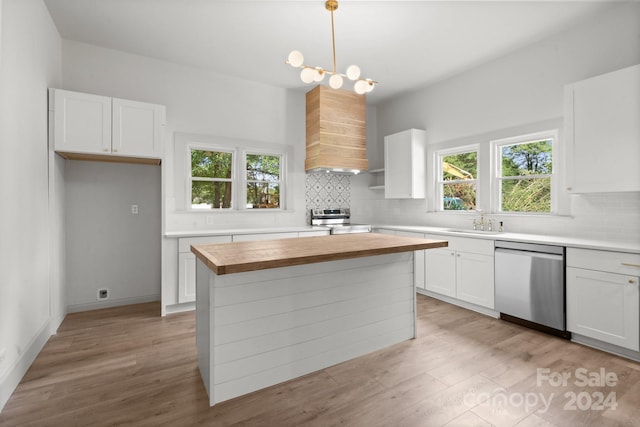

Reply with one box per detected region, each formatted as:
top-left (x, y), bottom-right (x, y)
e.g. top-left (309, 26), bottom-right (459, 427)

top-left (191, 233), bottom-right (448, 275)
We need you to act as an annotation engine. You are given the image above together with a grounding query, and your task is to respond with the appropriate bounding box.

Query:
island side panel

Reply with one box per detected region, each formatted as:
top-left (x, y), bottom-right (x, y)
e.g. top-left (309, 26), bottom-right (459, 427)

top-left (208, 252), bottom-right (416, 405)
top-left (195, 258), bottom-right (214, 405)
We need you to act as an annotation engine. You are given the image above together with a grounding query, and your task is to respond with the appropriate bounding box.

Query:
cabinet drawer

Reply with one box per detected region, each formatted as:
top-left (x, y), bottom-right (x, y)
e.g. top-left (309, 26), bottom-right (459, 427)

top-left (298, 230), bottom-right (330, 237)
top-left (232, 232), bottom-right (298, 242)
top-left (424, 234), bottom-right (493, 256)
top-left (179, 235), bottom-right (232, 252)
top-left (567, 248), bottom-right (640, 275)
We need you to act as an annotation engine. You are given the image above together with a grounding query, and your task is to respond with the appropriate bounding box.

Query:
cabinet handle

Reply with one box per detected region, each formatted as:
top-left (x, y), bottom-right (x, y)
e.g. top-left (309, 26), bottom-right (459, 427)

top-left (113, 148), bottom-right (118, 153)
top-left (450, 252), bottom-right (455, 256)
top-left (629, 279), bottom-right (637, 285)
top-left (621, 263), bottom-right (640, 268)
top-left (103, 148), bottom-right (109, 152)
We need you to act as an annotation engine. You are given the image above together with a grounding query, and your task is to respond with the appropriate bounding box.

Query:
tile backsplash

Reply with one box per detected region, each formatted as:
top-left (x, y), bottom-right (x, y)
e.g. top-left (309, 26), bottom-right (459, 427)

top-left (305, 173), bottom-right (351, 224)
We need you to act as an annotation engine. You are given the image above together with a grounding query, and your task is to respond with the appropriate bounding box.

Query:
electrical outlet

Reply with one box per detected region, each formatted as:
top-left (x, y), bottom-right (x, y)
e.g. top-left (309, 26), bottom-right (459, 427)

top-left (131, 204), bottom-right (139, 215)
top-left (98, 289), bottom-right (109, 300)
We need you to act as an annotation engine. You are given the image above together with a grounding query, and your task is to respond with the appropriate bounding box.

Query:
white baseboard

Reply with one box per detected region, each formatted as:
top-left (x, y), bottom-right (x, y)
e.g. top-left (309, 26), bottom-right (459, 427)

top-left (164, 301), bottom-right (195, 317)
top-left (571, 333), bottom-right (640, 362)
top-left (66, 294), bottom-right (160, 313)
top-left (0, 319), bottom-right (52, 412)
top-left (417, 289), bottom-right (500, 318)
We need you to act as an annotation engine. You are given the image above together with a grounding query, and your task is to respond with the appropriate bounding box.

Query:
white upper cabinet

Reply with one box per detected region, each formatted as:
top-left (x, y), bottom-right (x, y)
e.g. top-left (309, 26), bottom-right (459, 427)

top-left (384, 129), bottom-right (426, 199)
top-left (564, 64), bottom-right (640, 193)
top-left (51, 90), bottom-right (111, 154)
top-left (50, 89), bottom-right (166, 161)
top-left (112, 98), bottom-right (165, 158)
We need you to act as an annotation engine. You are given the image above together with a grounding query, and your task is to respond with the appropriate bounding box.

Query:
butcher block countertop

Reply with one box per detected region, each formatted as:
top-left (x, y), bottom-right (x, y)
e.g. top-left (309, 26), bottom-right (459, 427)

top-left (191, 233), bottom-right (448, 275)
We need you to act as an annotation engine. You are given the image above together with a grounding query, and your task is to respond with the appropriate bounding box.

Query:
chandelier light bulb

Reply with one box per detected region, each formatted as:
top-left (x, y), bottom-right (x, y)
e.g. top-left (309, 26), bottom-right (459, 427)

top-left (300, 67), bottom-right (316, 84)
top-left (288, 50), bottom-right (304, 67)
top-left (329, 74), bottom-right (344, 89)
top-left (314, 67), bottom-right (325, 82)
top-left (346, 65), bottom-right (361, 81)
top-left (365, 79), bottom-right (375, 93)
top-left (354, 79), bottom-right (368, 95)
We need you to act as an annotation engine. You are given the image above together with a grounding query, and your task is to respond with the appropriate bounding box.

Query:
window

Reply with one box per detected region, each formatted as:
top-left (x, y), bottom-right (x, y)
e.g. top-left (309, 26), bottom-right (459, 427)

top-left (492, 131), bottom-right (555, 213)
top-left (190, 148), bottom-right (234, 209)
top-left (436, 147), bottom-right (478, 211)
top-left (245, 153), bottom-right (283, 209)
top-left (178, 132), bottom-right (290, 212)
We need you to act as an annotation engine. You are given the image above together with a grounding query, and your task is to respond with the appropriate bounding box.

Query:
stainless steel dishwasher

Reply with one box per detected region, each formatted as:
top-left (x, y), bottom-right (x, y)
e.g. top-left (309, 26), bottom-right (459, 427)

top-left (495, 241), bottom-right (570, 338)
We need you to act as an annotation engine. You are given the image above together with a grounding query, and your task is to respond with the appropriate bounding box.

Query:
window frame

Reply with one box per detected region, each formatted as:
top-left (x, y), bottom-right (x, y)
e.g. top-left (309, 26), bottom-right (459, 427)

top-left (435, 144), bottom-right (480, 212)
top-left (490, 129), bottom-right (558, 215)
top-left (241, 149), bottom-right (286, 210)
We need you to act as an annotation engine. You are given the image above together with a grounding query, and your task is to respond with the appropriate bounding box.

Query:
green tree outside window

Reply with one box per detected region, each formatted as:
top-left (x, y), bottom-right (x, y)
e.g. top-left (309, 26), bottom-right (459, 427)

top-left (500, 140), bottom-right (552, 213)
top-left (191, 149), bottom-right (233, 209)
top-left (246, 154), bottom-right (281, 209)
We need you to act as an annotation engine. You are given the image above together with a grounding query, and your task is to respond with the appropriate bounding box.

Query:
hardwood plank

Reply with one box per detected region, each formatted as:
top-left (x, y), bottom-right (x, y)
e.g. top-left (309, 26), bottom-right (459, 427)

top-left (1, 295), bottom-right (639, 426)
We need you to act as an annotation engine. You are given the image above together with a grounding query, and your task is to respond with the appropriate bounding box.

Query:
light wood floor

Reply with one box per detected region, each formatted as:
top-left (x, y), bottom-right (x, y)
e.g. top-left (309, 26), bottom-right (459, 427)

top-left (2, 295), bottom-right (640, 426)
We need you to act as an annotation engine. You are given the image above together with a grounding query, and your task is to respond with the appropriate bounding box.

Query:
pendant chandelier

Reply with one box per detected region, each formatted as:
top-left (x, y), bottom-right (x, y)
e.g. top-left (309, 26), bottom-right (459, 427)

top-left (286, 0), bottom-right (377, 95)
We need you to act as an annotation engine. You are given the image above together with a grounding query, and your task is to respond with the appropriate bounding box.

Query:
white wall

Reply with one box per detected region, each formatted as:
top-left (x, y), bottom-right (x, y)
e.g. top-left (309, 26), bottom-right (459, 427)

top-left (352, 1), bottom-right (640, 243)
top-left (64, 161), bottom-right (161, 312)
top-left (0, 0), bottom-right (62, 411)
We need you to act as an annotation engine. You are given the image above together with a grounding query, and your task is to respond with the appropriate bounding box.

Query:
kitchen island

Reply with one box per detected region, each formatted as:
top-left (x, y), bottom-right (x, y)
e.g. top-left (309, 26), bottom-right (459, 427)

top-left (191, 233), bottom-right (448, 406)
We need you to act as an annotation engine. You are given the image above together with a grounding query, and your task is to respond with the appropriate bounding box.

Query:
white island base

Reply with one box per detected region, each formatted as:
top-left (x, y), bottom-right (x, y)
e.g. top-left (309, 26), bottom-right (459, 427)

top-left (195, 252), bottom-right (417, 406)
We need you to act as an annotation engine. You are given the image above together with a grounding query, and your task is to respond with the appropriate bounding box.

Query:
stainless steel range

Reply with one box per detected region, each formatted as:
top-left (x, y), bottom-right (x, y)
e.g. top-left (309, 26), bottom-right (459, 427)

top-left (310, 208), bottom-right (372, 234)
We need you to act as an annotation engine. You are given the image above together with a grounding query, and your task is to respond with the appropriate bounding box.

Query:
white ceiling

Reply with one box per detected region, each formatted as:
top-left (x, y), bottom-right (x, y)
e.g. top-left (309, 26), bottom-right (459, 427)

top-left (43, 0), bottom-right (620, 104)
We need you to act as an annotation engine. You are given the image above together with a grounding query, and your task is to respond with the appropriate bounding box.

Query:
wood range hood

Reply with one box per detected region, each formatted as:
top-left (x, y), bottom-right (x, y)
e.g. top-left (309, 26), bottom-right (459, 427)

top-left (305, 85), bottom-right (368, 174)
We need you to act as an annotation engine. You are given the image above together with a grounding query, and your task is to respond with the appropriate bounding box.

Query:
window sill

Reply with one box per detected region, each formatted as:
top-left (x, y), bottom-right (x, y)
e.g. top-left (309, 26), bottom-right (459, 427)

top-left (427, 210), bottom-right (573, 219)
top-left (186, 208), bottom-right (294, 214)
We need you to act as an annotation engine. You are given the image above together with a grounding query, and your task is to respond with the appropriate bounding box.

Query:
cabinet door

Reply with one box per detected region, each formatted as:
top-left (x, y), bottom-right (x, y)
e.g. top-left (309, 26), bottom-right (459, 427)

top-left (567, 267), bottom-right (639, 351)
top-left (396, 231), bottom-right (425, 289)
top-left (52, 89), bottom-right (111, 154)
top-left (424, 248), bottom-right (456, 297)
top-left (384, 129), bottom-right (426, 199)
top-left (178, 252), bottom-right (197, 303)
top-left (112, 98), bottom-right (165, 158)
top-left (565, 65), bottom-right (640, 193)
top-left (456, 252), bottom-right (495, 309)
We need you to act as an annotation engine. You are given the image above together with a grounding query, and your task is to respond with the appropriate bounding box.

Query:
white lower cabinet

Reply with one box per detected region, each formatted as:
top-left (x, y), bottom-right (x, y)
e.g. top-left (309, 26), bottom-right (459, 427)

top-left (178, 236), bottom-right (232, 303)
top-left (423, 234), bottom-right (494, 309)
top-left (566, 248), bottom-right (640, 351)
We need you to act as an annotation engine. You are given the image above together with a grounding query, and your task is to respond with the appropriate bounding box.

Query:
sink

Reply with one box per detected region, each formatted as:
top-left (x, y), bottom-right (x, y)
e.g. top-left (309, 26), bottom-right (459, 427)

top-left (445, 228), bottom-right (502, 235)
